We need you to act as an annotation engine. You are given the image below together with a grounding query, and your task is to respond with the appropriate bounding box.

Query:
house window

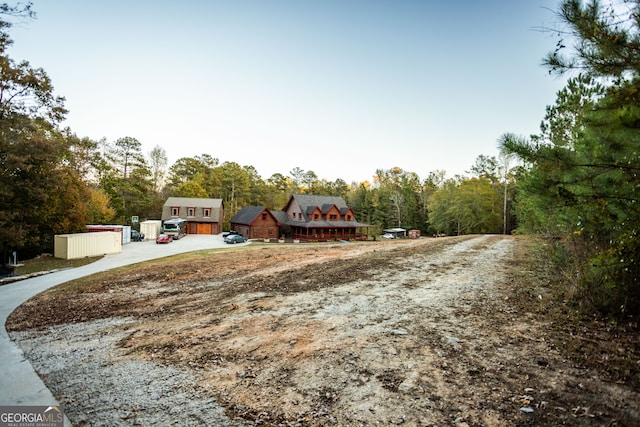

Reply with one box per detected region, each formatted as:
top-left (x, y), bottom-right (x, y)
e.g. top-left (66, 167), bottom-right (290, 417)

top-left (171, 206), bottom-right (180, 216)
top-left (187, 207), bottom-right (196, 217)
top-left (346, 215), bottom-right (352, 221)
top-left (203, 208), bottom-right (211, 218)
top-left (329, 214), bottom-right (337, 221)
top-left (314, 214), bottom-right (319, 220)
top-left (262, 213), bottom-right (267, 220)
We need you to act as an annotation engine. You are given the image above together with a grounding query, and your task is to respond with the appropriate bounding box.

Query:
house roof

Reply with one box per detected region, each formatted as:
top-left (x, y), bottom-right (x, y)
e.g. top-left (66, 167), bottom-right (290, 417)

top-left (164, 197), bottom-right (223, 208)
top-left (161, 197), bottom-right (223, 222)
top-left (280, 194), bottom-right (369, 228)
top-left (271, 210), bottom-right (289, 224)
top-left (231, 206), bottom-right (281, 226)
top-left (229, 195), bottom-right (369, 231)
top-left (285, 194), bottom-right (349, 212)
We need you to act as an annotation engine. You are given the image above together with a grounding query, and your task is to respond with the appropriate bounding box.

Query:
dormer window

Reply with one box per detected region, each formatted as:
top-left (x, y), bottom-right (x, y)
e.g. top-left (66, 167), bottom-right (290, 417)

top-left (203, 208), bottom-right (211, 218)
top-left (187, 207), bottom-right (196, 217)
top-left (171, 206), bottom-right (180, 216)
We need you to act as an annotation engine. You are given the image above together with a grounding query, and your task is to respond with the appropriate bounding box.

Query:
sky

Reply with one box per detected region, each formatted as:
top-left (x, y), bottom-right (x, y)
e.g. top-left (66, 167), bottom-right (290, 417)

top-left (8, 0), bottom-right (568, 183)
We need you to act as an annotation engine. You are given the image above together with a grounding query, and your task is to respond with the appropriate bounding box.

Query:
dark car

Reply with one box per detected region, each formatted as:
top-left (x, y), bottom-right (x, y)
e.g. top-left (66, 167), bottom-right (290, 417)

top-left (156, 234), bottom-right (172, 244)
top-left (224, 234), bottom-right (246, 244)
top-left (131, 230), bottom-right (145, 242)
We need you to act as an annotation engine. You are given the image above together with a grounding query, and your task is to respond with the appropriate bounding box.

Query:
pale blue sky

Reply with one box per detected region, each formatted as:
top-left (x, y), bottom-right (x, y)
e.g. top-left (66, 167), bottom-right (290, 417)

top-left (9, 1), bottom-right (567, 183)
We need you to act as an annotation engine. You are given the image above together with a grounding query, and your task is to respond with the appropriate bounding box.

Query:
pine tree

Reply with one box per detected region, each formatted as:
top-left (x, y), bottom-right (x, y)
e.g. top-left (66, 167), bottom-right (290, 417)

top-left (503, 0), bottom-right (640, 314)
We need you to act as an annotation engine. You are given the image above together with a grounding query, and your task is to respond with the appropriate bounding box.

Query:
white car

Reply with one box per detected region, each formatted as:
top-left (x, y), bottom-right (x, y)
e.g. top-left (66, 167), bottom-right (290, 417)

top-left (382, 233), bottom-right (395, 239)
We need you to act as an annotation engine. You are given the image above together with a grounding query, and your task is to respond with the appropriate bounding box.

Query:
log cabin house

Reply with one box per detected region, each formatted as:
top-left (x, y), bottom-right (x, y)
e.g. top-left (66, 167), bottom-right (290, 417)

top-left (230, 194), bottom-right (369, 241)
top-left (229, 206), bottom-right (281, 240)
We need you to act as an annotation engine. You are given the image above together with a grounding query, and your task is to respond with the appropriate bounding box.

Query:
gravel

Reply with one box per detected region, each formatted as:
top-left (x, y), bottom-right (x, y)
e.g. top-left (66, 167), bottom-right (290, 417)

top-left (11, 318), bottom-right (248, 426)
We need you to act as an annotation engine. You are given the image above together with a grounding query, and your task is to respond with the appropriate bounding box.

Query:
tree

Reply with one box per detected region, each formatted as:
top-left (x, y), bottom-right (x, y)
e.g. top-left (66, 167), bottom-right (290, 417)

top-left (266, 173), bottom-right (292, 208)
top-left (544, 0), bottom-right (640, 79)
top-left (289, 167), bottom-right (305, 190)
top-left (148, 145), bottom-right (168, 193)
top-left (468, 155), bottom-right (499, 184)
top-left (495, 135), bottom-right (523, 234)
top-left (111, 136), bottom-right (144, 179)
top-left (243, 165), bottom-right (273, 206)
top-left (427, 178), bottom-right (459, 235)
top-left (374, 167), bottom-right (423, 229)
top-left (0, 4), bottom-right (90, 265)
top-left (502, 0), bottom-right (640, 315)
top-left (85, 187), bottom-right (116, 224)
top-left (419, 170), bottom-right (445, 233)
top-left (98, 137), bottom-right (154, 222)
top-left (63, 130), bottom-right (102, 183)
top-left (427, 177), bottom-right (501, 236)
top-left (174, 181), bottom-right (208, 198)
top-left (452, 178), bottom-right (501, 234)
top-left (347, 181), bottom-right (375, 226)
top-left (167, 156), bottom-right (208, 185)
top-left (125, 165), bottom-right (154, 220)
top-left (218, 161), bottom-right (250, 221)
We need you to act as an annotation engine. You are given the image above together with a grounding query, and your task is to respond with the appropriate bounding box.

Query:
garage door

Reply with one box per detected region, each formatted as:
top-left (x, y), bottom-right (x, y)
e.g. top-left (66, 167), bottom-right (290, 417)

top-left (196, 223), bottom-right (213, 234)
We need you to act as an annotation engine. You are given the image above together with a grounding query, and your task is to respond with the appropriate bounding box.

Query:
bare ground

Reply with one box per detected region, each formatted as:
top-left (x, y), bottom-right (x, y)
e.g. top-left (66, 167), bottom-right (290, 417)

top-left (7, 235), bottom-right (640, 426)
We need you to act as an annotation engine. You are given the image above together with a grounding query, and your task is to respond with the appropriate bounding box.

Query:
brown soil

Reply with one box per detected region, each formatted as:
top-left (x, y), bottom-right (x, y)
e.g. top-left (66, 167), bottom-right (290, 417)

top-left (7, 235), bottom-right (640, 426)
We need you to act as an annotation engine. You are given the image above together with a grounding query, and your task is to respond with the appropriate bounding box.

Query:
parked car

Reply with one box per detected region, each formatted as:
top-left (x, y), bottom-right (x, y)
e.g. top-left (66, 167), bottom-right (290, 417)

top-left (156, 234), bottom-right (173, 244)
top-left (131, 230), bottom-right (145, 242)
top-left (222, 230), bottom-right (240, 238)
top-left (224, 234), bottom-right (246, 244)
top-left (382, 233), bottom-right (395, 239)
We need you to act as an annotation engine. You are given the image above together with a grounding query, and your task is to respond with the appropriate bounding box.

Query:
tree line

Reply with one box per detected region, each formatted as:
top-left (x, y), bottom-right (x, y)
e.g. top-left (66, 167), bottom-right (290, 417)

top-left (2, 1), bottom-right (639, 316)
top-left (0, 1), bottom-right (517, 266)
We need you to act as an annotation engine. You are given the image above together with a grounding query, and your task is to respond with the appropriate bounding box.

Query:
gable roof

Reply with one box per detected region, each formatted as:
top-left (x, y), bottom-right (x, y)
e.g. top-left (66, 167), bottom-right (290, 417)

top-left (285, 194), bottom-right (349, 212)
top-left (280, 194), bottom-right (368, 227)
top-left (271, 210), bottom-right (289, 224)
top-left (231, 206), bottom-right (281, 226)
top-left (162, 197), bottom-right (223, 222)
top-left (164, 197), bottom-right (223, 209)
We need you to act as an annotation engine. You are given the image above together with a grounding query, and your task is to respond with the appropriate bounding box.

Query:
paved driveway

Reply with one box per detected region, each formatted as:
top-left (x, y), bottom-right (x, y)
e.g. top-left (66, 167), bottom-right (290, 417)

top-left (0, 235), bottom-right (245, 408)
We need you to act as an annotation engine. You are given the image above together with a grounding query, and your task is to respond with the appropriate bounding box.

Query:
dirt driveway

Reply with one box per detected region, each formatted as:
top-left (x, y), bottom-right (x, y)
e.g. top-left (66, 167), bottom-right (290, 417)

top-left (7, 235), bottom-right (640, 426)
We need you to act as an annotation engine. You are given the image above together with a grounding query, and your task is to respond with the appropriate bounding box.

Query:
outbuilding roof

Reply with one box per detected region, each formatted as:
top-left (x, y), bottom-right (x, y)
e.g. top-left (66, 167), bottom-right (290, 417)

top-left (162, 197), bottom-right (223, 222)
top-left (231, 206), bottom-right (281, 226)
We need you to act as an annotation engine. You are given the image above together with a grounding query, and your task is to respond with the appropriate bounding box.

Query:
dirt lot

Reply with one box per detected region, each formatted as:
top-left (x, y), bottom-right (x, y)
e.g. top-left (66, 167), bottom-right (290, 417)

top-left (7, 235), bottom-right (640, 426)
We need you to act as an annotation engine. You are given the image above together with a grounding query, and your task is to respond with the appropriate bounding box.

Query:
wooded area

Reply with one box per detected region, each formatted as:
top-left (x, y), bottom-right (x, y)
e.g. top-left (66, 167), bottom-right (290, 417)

top-left (1, 1), bottom-right (639, 316)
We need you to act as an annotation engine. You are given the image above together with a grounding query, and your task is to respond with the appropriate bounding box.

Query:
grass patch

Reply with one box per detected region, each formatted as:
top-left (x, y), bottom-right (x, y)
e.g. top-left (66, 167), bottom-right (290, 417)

top-left (504, 235), bottom-right (640, 388)
top-left (14, 255), bottom-right (103, 275)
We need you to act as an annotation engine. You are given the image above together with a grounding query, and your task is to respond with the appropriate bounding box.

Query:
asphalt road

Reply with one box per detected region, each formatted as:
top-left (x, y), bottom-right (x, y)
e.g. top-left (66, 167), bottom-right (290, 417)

top-left (0, 235), bottom-right (246, 413)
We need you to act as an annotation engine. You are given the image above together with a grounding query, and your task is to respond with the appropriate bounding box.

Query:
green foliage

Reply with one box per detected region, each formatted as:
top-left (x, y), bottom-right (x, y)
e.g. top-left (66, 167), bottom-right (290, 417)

top-left (545, 0), bottom-right (640, 79)
top-left (174, 181), bottom-right (208, 198)
top-left (85, 187), bottom-right (116, 224)
top-left (0, 7), bottom-right (94, 260)
top-left (585, 229), bottom-right (640, 314)
top-left (502, 0), bottom-right (640, 316)
top-left (427, 179), bottom-right (459, 235)
top-left (427, 177), bottom-right (501, 235)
